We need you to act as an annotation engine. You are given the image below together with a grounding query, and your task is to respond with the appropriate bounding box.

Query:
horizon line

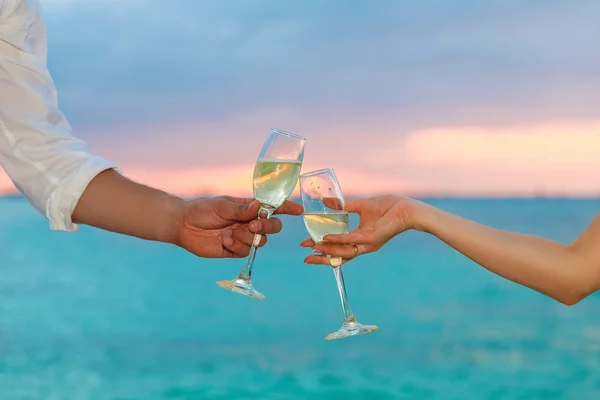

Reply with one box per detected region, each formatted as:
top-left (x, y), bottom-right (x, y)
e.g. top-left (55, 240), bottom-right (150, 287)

top-left (1, 192), bottom-right (599, 201)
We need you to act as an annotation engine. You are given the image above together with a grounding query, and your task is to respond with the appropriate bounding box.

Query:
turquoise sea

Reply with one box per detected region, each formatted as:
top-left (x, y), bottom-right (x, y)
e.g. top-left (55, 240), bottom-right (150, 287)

top-left (1, 197), bottom-right (599, 399)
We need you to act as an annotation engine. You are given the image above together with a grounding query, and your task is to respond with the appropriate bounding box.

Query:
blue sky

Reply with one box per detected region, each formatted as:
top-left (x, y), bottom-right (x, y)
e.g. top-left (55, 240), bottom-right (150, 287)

top-left (4, 0), bottom-right (597, 195)
top-left (44, 0), bottom-right (599, 130)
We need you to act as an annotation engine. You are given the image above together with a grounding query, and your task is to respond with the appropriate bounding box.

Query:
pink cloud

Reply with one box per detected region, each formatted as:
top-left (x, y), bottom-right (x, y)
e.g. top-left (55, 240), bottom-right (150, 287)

top-left (380, 119), bottom-right (600, 196)
top-left (400, 121), bottom-right (600, 169)
top-left (0, 171), bottom-right (15, 195)
top-left (1, 119), bottom-right (599, 198)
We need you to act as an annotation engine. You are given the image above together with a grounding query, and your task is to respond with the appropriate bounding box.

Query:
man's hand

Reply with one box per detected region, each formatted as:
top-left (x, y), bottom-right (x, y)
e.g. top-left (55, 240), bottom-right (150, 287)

top-left (73, 171), bottom-right (302, 258)
top-left (176, 196), bottom-right (303, 258)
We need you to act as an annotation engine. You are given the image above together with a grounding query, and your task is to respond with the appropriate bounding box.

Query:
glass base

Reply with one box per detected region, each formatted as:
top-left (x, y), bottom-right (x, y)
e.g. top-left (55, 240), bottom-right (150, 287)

top-left (325, 320), bottom-right (378, 340)
top-left (216, 278), bottom-right (265, 300)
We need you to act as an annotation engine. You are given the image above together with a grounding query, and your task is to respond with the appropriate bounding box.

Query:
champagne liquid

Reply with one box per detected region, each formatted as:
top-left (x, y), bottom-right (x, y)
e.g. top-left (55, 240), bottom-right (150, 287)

top-left (253, 159), bottom-right (302, 209)
top-left (303, 211), bottom-right (349, 244)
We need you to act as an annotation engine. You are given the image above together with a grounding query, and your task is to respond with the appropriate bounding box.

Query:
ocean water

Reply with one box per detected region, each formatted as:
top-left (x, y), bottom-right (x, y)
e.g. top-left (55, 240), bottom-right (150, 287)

top-left (1, 197), bottom-right (599, 400)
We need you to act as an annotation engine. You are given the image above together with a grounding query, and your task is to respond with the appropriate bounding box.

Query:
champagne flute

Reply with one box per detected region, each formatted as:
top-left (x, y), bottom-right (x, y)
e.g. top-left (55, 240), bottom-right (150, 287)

top-left (216, 128), bottom-right (305, 299)
top-left (300, 168), bottom-right (378, 340)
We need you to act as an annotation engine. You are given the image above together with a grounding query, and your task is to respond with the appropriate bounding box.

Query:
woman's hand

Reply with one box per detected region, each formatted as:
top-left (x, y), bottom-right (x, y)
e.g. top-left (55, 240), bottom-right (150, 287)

top-left (301, 196), bottom-right (422, 265)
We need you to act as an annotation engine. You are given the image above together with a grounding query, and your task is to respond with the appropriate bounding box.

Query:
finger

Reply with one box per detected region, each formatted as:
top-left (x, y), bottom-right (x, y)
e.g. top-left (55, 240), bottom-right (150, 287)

top-left (228, 229), bottom-right (268, 247)
top-left (249, 218), bottom-right (283, 235)
top-left (344, 199), bottom-right (363, 213)
top-left (275, 200), bottom-right (304, 215)
top-left (300, 238), bottom-right (315, 247)
top-left (304, 255), bottom-right (334, 265)
top-left (222, 232), bottom-right (252, 257)
top-left (323, 229), bottom-right (375, 245)
top-left (303, 255), bottom-right (351, 266)
top-left (220, 248), bottom-right (237, 258)
top-left (312, 244), bottom-right (366, 259)
top-left (237, 230), bottom-right (268, 247)
top-left (322, 197), bottom-right (362, 213)
top-left (215, 199), bottom-right (261, 221)
top-left (322, 197), bottom-right (344, 211)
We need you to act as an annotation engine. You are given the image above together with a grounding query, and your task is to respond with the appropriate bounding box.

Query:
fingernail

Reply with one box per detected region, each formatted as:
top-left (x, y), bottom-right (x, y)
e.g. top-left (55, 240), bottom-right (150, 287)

top-left (223, 230), bottom-right (232, 237)
top-left (250, 221), bottom-right (260, 231)
top-left (223, 237), bottom-right (233, 246)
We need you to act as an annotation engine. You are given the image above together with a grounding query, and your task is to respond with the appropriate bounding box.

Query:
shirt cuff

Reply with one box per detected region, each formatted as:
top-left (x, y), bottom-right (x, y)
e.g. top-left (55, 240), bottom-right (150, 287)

top-left (46, 156), bottom-right (121, 232)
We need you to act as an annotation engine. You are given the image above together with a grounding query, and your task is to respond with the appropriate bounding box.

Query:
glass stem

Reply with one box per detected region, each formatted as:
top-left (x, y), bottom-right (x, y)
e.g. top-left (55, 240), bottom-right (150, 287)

top-left (238, 205), bottom-right (273, 281)
top-left (332, 265), bottom-right (356, 323)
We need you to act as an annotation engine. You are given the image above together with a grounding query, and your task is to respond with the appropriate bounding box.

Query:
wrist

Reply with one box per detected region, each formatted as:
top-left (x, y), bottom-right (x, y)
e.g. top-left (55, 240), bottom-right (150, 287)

top-left (159, 195), bottom-right (185, 245)
top-left (410, 199), bottom-right (438, 233)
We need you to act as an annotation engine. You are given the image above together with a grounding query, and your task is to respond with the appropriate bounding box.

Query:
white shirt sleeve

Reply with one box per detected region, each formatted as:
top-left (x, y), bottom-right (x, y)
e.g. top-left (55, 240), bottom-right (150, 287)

top-left (0, 0), bottom-right (119, 232)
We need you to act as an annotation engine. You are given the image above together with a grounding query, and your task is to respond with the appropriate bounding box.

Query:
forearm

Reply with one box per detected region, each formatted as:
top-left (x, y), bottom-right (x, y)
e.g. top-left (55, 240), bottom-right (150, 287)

top-left (416, 204), bottom-right (600, 305)
top-left (72, 170), bottom-right (183, 244)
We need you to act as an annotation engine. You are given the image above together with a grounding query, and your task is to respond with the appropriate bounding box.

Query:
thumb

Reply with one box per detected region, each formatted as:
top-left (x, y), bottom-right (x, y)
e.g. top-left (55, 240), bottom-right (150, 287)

top-left (322, 197), bottom-right (361, 213)
top-left (216, 199), bottom-right (260, 221)
top-left (344, 199), bottom-right (362, 213)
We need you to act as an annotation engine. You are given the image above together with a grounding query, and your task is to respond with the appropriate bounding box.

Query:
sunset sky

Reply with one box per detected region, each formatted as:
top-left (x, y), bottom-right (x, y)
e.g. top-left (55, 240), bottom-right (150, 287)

top-left (1, 0), bottom-right (599, 197)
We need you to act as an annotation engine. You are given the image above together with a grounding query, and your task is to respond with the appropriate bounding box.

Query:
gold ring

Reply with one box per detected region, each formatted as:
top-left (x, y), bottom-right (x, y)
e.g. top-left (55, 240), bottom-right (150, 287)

top-left (353, 245), bottom-right (360, 258)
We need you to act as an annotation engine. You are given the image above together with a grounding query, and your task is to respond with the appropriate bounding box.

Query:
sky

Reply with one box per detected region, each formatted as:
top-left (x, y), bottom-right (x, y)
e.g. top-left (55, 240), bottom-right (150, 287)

top-left (1, 0), bottom-right (599, 197)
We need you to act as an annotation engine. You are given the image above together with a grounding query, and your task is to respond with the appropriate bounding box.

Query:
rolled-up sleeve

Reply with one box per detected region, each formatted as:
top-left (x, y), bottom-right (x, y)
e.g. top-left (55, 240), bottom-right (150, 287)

top-left (0, 0), bottom-right (119, 231)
